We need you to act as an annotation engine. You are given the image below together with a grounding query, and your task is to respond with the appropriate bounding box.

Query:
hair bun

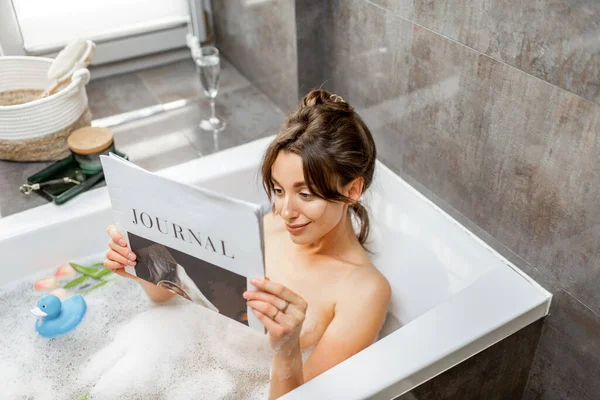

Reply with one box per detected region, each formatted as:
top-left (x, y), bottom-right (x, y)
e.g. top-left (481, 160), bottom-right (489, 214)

top-left (299, 89), bottom-right (347, 110)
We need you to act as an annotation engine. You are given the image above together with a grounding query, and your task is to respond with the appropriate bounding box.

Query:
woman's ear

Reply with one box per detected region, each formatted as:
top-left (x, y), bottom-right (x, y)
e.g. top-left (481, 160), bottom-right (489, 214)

top-left (346, 177), bottom-right (364, 202)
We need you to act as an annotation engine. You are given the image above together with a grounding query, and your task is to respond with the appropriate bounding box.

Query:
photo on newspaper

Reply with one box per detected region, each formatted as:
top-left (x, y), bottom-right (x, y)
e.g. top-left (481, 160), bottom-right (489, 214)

top-left (100, 153), bottom-right (266, 332)
top-left (129, 232), bottom-right (250, 325)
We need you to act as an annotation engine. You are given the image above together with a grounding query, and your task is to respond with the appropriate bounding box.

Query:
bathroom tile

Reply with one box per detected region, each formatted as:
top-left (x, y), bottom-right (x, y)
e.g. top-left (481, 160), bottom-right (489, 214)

top-left (0, 160), bottom-right (54, 217)
top-left (369, 0), bottom-right (414, 19)
top-left (296, 0), bottom-right (333, 96)
top-left (213, 0), bottom-right (298, 112)
top-left (523, 288), bottom-right (600, 400)
top-left (414, 0), bottom-right (600, 105)
top-left (251, 70), bottom-right (299, 114)
top-left (317, 0), bottom-right (414, 188)
top-left (359, 107), bottom-right (407, 171)
top-left (401, 24), bottom-right (600, 314)
top-left (86, 73), bottom-right (159, 119)
top-left (397, 318), bottom-right (544, 400)
top-left (327, 0), bottom-right (413, 108)
top-left (136, 58), bottom-right (251, 104)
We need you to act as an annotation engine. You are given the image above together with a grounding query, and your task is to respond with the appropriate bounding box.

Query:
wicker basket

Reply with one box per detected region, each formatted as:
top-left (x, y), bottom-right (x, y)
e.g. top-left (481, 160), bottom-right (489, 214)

top-left (0, 56), bottom-right (92, 162)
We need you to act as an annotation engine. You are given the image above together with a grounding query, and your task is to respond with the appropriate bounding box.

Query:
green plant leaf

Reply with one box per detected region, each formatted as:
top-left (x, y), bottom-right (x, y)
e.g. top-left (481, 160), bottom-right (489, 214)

top-left (63, 275), bottom-right (87, 288)
top-left (70, 263), bottom-right (112, 280)
top-left (82, 280), bottom-right (109, 295)
top-left (90, 268), bottom-right (112, 280)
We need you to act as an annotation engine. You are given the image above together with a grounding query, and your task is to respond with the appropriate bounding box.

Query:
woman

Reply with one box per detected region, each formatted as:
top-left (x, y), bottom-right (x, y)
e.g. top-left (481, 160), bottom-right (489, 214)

top-left (104, 89), bottom-right (391, 399)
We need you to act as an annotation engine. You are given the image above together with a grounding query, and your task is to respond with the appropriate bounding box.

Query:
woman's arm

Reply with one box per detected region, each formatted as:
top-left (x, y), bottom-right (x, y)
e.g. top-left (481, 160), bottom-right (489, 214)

top-left (246, 271), bottom-right (390, 398)
top-left (270, 345), bottom-right (304, 399)
top-left (243, 278), bottom-right (308, 400)
top-left (105, 225), bottom-right (175, 303)
top-left (137, 278), bottom-right (176, 302)
top-left (302, 269), bottom-right (391, 382)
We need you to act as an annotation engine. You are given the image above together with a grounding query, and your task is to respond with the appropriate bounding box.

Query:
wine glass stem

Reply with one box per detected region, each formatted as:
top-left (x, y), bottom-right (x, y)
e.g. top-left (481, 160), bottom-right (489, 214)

top-left (210, 100), bottom-right (217, 122)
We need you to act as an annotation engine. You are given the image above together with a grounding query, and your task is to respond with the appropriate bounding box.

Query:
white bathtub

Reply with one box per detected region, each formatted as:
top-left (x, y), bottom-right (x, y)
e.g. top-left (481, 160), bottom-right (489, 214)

top-left (0, 136), bottom-right (551, 399)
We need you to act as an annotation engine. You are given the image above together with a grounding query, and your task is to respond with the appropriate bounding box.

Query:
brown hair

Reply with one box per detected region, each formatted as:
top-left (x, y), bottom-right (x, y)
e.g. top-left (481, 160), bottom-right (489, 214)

top-left (261, 89), bottom-right (377, 245)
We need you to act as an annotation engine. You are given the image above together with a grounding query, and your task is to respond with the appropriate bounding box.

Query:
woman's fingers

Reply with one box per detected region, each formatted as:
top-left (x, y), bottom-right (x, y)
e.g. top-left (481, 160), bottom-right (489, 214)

top-left (108, 239), bottom-right (136, 262)
top-left (243, 290), bottom-right (288, 311)
top-left (105, 249), bottom-right (134, 268)
top-left (103, 259), bottom-right (123, 271)
top-left (247, 300), bottom-right (282, 320)
top-left (104, 257), bottom-right (138, 280)
top-left (107, 225), bottom-right (127, 247)
top-left (250, 278), bottom-right (307, 311)
top-left (251, 309), bottom-right (283, 335)
top-left (104, 226), bottom-right (138, 281)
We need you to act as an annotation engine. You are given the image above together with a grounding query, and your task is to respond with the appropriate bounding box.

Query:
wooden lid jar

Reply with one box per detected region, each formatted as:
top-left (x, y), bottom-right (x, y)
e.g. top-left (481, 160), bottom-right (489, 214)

top-left (67, 127), bottom-right (115, 173)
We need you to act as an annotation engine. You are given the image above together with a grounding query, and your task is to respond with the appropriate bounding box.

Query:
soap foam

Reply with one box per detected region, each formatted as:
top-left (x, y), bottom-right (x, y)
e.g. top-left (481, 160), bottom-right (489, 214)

top-left (0, 263), bottom-right (271, 399)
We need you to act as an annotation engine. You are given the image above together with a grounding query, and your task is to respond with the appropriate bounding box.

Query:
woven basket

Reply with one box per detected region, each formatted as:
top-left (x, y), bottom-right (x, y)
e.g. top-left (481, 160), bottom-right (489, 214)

top-left (0, 56), bottom-right (92, 162)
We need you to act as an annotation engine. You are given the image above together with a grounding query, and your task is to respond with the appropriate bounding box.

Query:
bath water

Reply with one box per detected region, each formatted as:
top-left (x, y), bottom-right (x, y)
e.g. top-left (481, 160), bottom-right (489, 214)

top-left (0, 255), bottom-right (271, 399)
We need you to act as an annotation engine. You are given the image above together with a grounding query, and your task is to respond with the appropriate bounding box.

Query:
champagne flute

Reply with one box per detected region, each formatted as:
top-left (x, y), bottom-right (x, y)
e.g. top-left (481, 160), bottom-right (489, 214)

top-left (194, 46), bottom-right (226, 132)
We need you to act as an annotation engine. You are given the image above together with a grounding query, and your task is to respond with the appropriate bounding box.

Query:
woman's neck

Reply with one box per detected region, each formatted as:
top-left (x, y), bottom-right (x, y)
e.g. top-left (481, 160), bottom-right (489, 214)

top-left (304, 210), bottom-right (358, 257)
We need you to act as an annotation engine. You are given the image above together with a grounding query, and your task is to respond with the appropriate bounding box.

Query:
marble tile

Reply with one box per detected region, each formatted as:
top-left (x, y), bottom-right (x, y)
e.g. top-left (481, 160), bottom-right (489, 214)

top-left (86, 73), bottom-right (159, 119)
top-left (401, 24), bottom-right (600, 314)
top-left (397, 319), bottom-right (544, 400)
top-left (327, 0), bottom-right (413, 108)
top-left (213, 0), bottom-right (298, 112)
top-left (136, 58), bottom-right (251, 104)
top-left (414, 0), bottom-right (600, 105)
top-left (370, 0), bottom-right (414, 19)
top-left (0, 160), bottom-right (54, 217)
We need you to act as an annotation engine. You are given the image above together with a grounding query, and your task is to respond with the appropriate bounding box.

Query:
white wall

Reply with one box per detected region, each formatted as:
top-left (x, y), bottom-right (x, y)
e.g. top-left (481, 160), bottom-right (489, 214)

top-left (0, 0), bottom-right (26, 56)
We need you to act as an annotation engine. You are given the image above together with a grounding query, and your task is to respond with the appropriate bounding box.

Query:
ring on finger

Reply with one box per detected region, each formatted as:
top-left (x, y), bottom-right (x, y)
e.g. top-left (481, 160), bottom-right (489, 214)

top-left (281, 301), bottom-right (289, 313)
top-left (272, 309), bottom-right (280, 320)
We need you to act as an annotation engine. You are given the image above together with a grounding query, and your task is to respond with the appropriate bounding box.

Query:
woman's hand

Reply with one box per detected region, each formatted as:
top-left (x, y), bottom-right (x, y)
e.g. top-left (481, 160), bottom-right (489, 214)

top-left (104, 225), bottom-right (137, 280)
top-left (244, 278), bottom-right (307, 353)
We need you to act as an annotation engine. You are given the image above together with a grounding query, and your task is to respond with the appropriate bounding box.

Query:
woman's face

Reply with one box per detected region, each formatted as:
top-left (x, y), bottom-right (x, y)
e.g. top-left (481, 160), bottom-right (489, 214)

top-left (270, 151), bottom-right (346, 245)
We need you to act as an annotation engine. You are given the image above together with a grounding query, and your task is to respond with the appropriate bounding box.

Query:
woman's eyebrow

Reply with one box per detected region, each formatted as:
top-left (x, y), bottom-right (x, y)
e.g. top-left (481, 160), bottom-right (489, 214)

top-left (271, 177), bottom-right (307, 188)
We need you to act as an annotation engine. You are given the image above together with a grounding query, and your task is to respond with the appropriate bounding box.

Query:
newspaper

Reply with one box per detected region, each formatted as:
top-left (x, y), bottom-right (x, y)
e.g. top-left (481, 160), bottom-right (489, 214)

top-left (101, 153), bottom-right (265, 333)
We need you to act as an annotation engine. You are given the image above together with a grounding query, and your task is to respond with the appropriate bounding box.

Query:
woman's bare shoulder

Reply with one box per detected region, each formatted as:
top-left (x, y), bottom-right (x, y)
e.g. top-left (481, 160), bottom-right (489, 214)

top-left (343, 260), bottom-right (391, 301)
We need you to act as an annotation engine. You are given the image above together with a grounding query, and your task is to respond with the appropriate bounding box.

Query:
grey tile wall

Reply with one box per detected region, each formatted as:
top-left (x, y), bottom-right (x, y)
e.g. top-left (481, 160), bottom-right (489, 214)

top-left (327, 0), bottom-right (413, 109)
top-left (404, 24), bottom-right (600, 316)
top-left (295, 0), bottom-right (331, 97)
top-left (413, 0), bottom-right (600, 105)
top-left (295, 0), bottom-right (600, 398)
top-left (521, 268), bottom-right (600, 400)
top-left (370, 0), bottom-right (414, 19)
top-left (212, 0), bottom-right (299, 113)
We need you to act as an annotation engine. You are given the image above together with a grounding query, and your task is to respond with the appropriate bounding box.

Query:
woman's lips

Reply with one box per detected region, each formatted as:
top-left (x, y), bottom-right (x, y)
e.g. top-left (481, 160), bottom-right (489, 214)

top-left (286, 222), bottom-right (311, 234)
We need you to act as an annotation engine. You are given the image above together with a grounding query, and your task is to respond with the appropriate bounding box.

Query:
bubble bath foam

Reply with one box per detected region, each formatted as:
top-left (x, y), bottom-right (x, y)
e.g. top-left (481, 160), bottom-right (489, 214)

top-left (0, 262), bottom-right (272, 399)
